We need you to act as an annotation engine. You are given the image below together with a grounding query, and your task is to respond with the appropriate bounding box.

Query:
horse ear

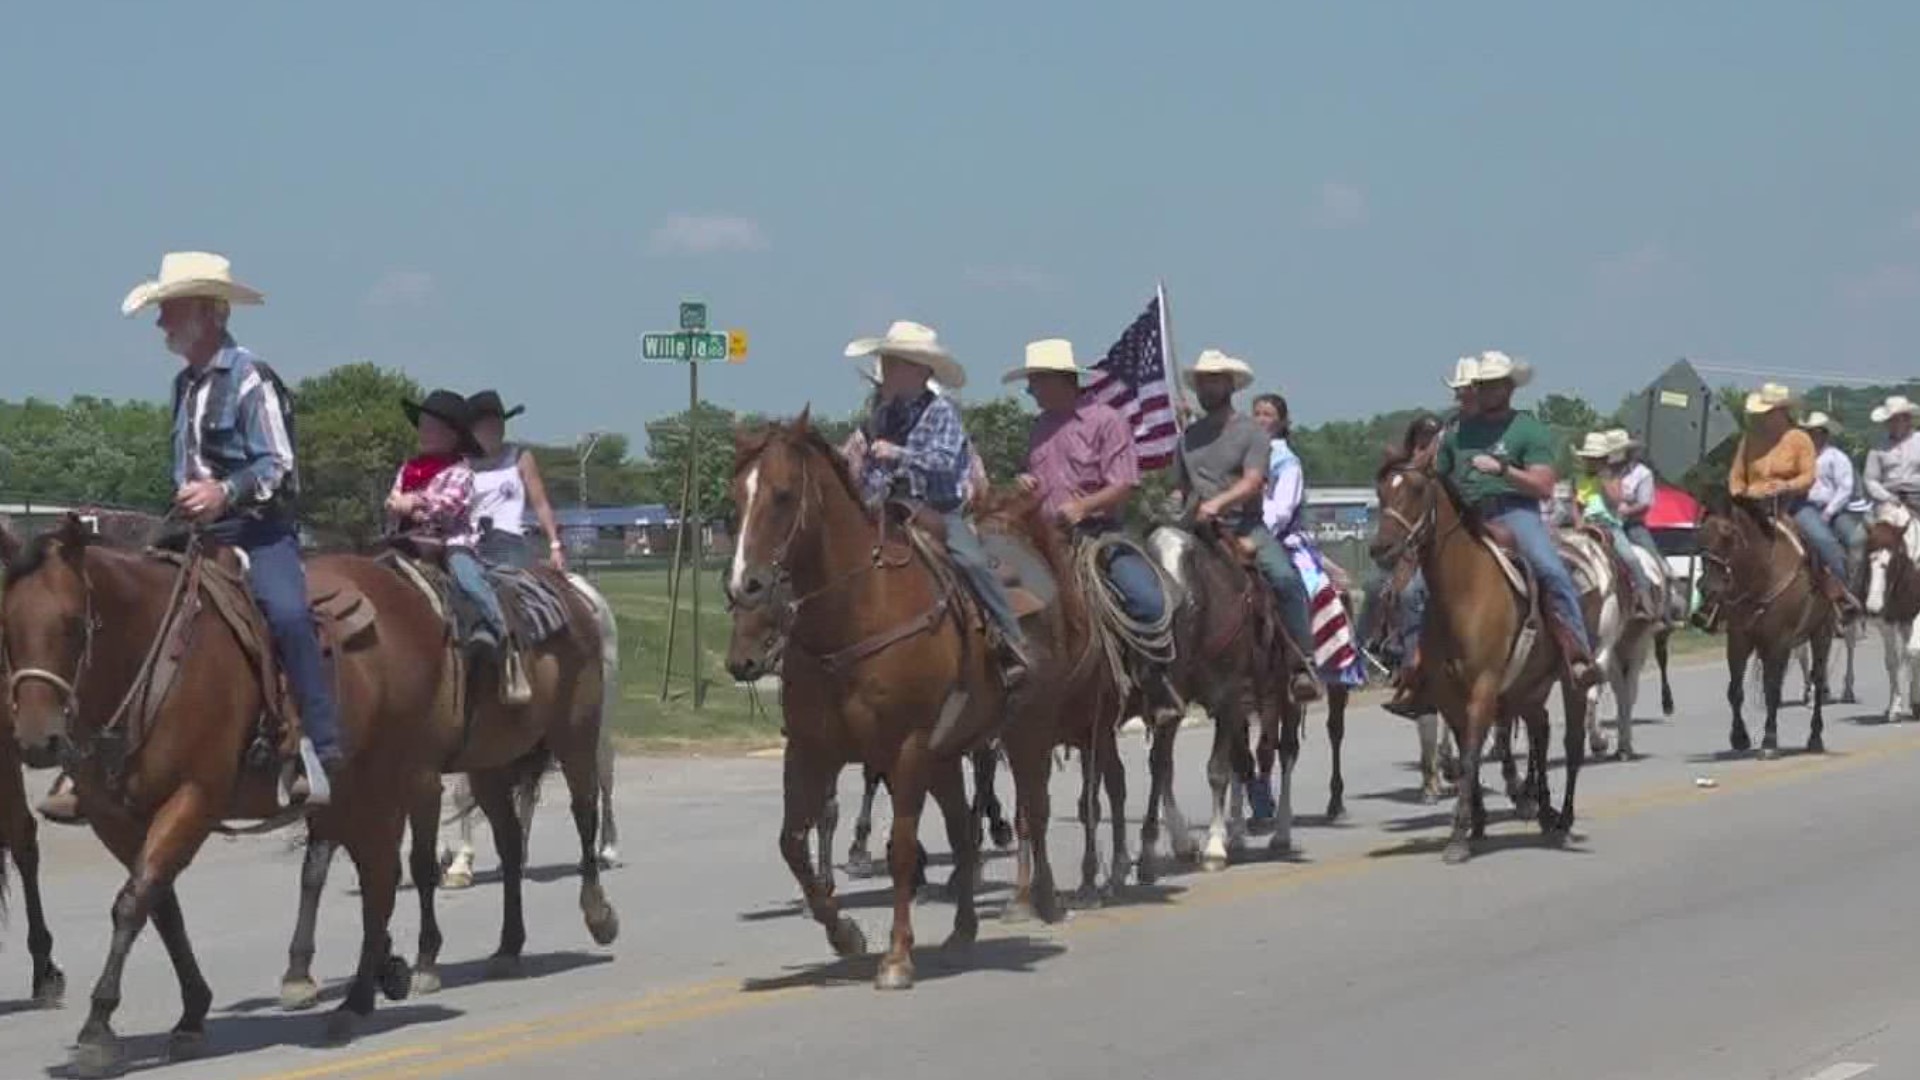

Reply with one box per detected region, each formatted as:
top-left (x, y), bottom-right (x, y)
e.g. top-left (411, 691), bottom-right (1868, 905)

top-left (1411, 441), bottom-right (1440, 471)
top-left (0, 518), bottom-right (19, 567)
top-left (794, 405), bottom-right (813, 436)
top-left (56, 513), bottom-right (90, 562)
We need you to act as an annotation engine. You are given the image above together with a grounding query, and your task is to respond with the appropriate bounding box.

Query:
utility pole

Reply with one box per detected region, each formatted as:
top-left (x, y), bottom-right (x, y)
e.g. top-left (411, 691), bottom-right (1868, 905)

top-left (577, 431), bottom-right (607, 510)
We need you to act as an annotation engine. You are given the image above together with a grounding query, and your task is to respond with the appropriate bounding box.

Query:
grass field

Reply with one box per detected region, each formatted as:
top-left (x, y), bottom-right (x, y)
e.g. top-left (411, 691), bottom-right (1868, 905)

top-left (590, 563), bottom-right (1728, 750)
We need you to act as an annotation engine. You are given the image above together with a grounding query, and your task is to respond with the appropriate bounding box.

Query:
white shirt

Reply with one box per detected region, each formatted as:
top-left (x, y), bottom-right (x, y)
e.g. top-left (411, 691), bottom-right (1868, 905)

top-left (470, 446), bottom-right (527, 536)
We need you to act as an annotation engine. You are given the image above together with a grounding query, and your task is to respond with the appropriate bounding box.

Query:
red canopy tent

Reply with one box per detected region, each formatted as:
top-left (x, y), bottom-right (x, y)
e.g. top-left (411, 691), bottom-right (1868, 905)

top-left (1646, 483), bottom-right (1701, 529)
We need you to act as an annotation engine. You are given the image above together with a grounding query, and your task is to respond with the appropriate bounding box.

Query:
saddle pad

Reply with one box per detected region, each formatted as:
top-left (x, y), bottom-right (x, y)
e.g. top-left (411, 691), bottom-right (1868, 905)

top-left (486, 566), bottom-right (570, 645)
top-left (311, 586), bottom-right (378, 646)
top-left (981, 532), bottom-right (1056, 619)
top-left (1477, 536), bottom-right (1532, 597)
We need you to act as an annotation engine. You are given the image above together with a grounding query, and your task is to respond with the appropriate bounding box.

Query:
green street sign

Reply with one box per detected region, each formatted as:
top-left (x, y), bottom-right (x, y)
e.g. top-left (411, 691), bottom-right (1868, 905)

top-left (642, 331), bottom-right (729, 362)
top-left (679, 302), bottom-right (708, 331)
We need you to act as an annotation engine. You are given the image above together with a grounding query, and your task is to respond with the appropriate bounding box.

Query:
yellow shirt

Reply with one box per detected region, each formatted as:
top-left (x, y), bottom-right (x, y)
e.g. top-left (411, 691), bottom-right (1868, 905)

top-left (1729, 429), bottom-right (1816, 498)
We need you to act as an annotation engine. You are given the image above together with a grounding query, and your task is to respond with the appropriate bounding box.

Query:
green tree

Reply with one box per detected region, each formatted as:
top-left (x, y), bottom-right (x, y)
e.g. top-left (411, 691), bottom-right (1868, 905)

top-left (527, 434), bottom-right (649, 509)
top-left (641, 401), bottom-right (739, 523)
top-left (959, 396), bottom-right (1034, 483)
top-left (293, 363), bottom-right (424, 546)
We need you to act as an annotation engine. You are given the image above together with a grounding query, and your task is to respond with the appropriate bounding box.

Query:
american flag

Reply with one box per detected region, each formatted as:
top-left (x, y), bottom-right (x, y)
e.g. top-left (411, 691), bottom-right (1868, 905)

top-left (1082, 291), bottom-right (1179, 470)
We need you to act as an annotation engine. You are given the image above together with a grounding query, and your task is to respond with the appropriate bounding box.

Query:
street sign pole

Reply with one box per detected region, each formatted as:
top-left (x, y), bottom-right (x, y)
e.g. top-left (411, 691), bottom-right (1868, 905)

top-left (653, 304), bottom-right (728, 710)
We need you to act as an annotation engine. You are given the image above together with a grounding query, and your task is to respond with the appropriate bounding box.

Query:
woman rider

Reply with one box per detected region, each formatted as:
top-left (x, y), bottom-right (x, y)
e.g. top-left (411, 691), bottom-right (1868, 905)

top-left (466, 390), bottom-right (567, 571)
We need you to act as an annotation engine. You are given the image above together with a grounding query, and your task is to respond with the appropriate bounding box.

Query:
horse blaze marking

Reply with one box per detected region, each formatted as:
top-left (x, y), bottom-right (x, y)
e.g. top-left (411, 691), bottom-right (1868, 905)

top-left (730, 464), bottom-right (760, 595)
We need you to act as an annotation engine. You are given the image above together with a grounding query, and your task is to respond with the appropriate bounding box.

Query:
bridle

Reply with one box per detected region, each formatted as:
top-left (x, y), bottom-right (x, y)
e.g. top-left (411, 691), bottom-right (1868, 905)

top-left (1375, 464), bottom-right (1445, 566)
top-left (1, 574), bottom-right (99, 731)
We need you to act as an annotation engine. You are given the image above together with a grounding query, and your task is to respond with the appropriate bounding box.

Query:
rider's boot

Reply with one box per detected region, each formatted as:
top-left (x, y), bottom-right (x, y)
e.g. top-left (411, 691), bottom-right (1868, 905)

top-left (1382, 649), bottom-right (1435, 719)
top-left (1548, 613), bottom-right (1602, 692)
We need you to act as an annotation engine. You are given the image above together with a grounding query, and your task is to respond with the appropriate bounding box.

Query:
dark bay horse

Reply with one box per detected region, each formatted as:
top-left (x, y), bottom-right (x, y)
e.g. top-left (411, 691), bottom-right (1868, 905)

top-left (725, 413), bottom-right (1099, 988)
top-left (0, 516), bottom-right (611, 1074)
top-left (1694, 498), bottom-right (1836, 757)
top-left (1369, 452), bottom-right (1589, 864)
top-left (0, 700), bottom-right (63, 1011)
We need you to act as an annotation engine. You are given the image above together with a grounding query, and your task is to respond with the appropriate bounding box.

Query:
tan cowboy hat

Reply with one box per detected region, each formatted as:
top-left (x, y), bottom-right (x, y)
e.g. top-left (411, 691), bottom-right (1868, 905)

top-left (1444, 356), bottom-right (1480, 389)
top-left (1573, 432), bottom-right (1615, 459)
top-left (1743, 382), bottom-right (1797, 416)
top-left (1602, 428), bottom-right (1642, 454)
top-left (1468, 349), bottom-right (1533, 387)
top-left (1002, 338), bottom-right (1087, 384)
top-left (1871, 395), bottom-right (1918, 423)
top-left (121, 251), bottom-right (265, 316)
top-left (844, 320), bottom-right (967, 390)
top-left (1183, 348), bottom-right (1255, 392)
top-left (854, 356), bottom-right (948, 397)
top-left (1801, 411), bottom-right (1843, 433)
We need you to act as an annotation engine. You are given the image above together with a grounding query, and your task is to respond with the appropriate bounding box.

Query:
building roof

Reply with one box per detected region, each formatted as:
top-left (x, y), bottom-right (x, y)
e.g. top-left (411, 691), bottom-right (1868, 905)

top-left (556, 504), bottom-right (674, 529)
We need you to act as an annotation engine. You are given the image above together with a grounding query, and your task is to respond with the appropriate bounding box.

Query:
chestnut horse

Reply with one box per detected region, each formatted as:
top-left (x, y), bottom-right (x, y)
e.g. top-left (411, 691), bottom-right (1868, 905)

top-left (1694, 498), bottom-right (1836, 757)
top-left (725, 414), bottom-right (1105, 989)
top-left (0, 516), bottom-right (612, 1075)
top-left (1369, 453), bottom-right (1590, 864)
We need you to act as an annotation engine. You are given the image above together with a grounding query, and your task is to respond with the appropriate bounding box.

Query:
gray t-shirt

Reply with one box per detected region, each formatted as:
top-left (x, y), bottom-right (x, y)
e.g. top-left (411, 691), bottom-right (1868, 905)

top-left (1175, 411), bottom-right (1269, 532)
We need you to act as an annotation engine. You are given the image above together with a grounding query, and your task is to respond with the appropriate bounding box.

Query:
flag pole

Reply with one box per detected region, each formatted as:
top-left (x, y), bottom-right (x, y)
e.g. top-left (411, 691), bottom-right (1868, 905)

top-left (1157, 278), bottom-right (1191, 432)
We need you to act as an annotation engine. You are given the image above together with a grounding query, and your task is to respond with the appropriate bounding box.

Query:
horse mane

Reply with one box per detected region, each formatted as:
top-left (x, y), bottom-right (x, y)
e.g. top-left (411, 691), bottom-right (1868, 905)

top-left (1374, 443), bottom-right (1487, 539)
top-left (737, 416), bottom-right (871, 516)
top-left (3, 520), bottom-right (103, 582)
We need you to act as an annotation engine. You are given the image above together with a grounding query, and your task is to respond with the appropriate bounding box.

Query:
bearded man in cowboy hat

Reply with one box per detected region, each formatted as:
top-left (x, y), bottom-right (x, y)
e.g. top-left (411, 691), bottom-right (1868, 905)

top-left (1802, 411), bottom-right (1872, 593)
top-left (1864, 394), bottom-right (1920, 511)
top-left (63, 252), bottom-right (346, 819)
top-left (1730, 383), bottom-right (1857, 614)
top-left (1171, 349), bottom-right (1321, 703)
top-left (846, 321), bottom-right (1034, 703)
top-left (1006, 338), bottom-right (1181, 718)
top-left (1432, 350), bottom-right (1602, 690)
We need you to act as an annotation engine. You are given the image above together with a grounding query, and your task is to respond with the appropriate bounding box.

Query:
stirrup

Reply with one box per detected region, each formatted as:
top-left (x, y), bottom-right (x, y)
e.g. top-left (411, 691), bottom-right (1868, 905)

top-left (501, 648), bottom-right (533, 705)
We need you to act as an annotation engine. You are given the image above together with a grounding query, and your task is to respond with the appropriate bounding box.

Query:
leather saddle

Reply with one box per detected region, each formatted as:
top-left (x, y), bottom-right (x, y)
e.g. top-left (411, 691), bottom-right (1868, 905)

top-left (888, 501), bottom-right (1051, 622)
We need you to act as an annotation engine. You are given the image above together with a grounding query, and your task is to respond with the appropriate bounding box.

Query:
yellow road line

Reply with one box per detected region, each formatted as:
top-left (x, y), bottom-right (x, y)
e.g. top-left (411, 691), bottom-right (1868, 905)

top-left (250, 728), bottom-right (1920, 1080)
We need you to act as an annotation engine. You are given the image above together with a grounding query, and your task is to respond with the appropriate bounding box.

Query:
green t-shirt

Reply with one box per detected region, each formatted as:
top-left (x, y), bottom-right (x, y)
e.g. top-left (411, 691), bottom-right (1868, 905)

top-left (1436, 411), bottom-right (1556, 505)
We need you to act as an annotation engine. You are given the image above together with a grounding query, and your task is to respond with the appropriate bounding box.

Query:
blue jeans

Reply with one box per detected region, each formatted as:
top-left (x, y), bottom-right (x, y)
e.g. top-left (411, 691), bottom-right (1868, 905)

top-left (1399, 568), bottom-right (1429, 661)
top-left (235, 520), bottom-right (342, 764)
top-left (1240, 525), bottom-right (1315, 667)
top-left (448, 547), bottom-right (508, 642)
top-left (1831, 510), bottom-right (1866, 583)
top-left (1484, 497), bottom-right (1593, 652)
top-left (942, 511), bottom-right (1027, 646)
top-left (1789, 501), bottom-right (1850, 585)
top-left (1079, 525), bottom-right (1165, 624)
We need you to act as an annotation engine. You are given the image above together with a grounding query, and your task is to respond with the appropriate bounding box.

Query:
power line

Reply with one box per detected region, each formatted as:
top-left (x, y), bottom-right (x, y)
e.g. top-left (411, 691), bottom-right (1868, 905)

top-left (1689, 361), bottom-right (1920, 388)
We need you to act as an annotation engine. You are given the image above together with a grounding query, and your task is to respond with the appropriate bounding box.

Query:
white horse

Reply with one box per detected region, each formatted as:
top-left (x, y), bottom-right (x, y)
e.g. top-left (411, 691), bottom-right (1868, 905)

top-left (442, 571), bottom-right (623, 888)
top-left (1592, 542), bottom-right (1682, 760)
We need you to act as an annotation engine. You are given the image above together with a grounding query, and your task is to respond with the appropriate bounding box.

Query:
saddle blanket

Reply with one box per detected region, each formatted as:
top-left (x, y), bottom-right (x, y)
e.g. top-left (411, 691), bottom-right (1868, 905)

top-left (486, 566), bottom-right (571, 645)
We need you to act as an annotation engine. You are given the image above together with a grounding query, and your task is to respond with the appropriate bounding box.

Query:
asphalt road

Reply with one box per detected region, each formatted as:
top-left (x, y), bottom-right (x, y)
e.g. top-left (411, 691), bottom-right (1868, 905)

top-left (1, 640), bottom-right (1914, 1080)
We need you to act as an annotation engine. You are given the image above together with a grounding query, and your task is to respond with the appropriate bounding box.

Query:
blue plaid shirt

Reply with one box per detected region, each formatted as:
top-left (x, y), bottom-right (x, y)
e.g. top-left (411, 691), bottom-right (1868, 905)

top-left (171, 340), bottom-right (297, 515)
top-left (859, 392), bottom-right (970, 512)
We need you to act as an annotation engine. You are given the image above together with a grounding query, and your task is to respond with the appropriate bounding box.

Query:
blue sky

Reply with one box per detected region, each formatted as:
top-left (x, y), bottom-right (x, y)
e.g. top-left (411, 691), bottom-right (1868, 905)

top-left (5, 2), bottom-right (1919, 450)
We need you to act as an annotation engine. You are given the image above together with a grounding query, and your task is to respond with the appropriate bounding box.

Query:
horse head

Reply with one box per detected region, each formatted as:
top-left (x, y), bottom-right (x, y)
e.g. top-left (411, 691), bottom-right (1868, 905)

top-left (1866, 512), bottom-right (1915, 619)
top-left (725, 407), bottom-right (863, 681)
top-left (1369, 441), bottom-right (1441, 569)
top-left (0, 513), bottom-right (101, 766)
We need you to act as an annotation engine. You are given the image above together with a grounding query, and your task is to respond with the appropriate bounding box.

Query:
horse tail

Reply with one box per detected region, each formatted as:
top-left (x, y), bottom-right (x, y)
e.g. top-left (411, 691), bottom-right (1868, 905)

top-left (0, 838), bottom-right (11, 923)
top-left (566, 572), bottom-right (623, 844)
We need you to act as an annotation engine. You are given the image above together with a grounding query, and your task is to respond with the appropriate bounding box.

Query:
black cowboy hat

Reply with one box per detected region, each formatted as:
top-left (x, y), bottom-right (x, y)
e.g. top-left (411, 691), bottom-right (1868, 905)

top-left (467, 390), bottom-right (525, 422)
top-left (402, 389), bottom-right (484, 456)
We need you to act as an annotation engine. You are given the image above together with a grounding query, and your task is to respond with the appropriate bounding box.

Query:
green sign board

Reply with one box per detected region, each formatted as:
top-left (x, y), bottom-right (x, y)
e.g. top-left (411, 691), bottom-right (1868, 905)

top-left (642, 331), bottom-right (729, 362)
top-left (679, 302), bottom-right (708, 332)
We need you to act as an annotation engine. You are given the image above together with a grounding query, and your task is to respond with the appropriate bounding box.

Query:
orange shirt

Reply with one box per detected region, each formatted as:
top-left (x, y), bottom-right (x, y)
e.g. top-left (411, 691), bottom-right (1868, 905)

top-left (1728, 428), bottom-right (1816, 498)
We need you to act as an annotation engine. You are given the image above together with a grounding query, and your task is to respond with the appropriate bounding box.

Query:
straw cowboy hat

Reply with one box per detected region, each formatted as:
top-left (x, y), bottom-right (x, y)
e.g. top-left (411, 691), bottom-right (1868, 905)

top-left (854, 357), bottom-right (947, 397)
top-left (120, 251), bottom-right (265, 316)
top-left (402, 389), bottom-right (484, 456)
top-left (1801, 411), bottom-right (1843, 433)
top-left (844, 320), bottom-right (967, 390)
top-left (1183, 348), bottom-right (1255, 391)
top-left (1870, 395), bottom-right (1918, 423)
top-left (1602, 428), bottom-right (1641, 454)
top-left (1743, 382), bottom-right (1797, 416)
top-left (1002, 338), bottom-right (1087, 384)
top-left (1467, 349), bottom-right (1533, 387)
top-left (1573, 432), bottom-right (1615, 459)
top-left (1444, 357), bottom-right (1480, 389)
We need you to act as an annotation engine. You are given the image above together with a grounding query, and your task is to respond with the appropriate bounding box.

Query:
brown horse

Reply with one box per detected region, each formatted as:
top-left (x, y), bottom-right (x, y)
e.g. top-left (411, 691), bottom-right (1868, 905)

top-left (1369, 452), bottom-right (1589, 864)
top-left (0, 700), bottom-right (64, 1010)
top-left (725, 413), bottom-right (1098, 989)
top-left (1695, 498), bottom-right (1836, 756)
top-left (0, 516), bottom-right (611, 1075)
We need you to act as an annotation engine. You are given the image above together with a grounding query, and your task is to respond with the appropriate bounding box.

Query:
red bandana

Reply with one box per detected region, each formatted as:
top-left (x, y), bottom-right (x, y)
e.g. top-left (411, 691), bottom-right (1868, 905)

top-left (399, 453), bottom-right (461, 493)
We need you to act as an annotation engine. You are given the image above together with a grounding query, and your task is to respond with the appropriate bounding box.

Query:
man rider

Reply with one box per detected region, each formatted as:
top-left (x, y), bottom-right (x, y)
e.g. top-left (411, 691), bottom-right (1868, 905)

top-left (846, 321), bottom-right (1033, 704)
top-left (1433, 350), bottom-right (1600, 691)
top-left (1729, 383), bottom-right (1857, 617)
top-left (1864, 395), bottom-right (1920, 512)
top-left (1803, 412), bottom-right (1871, 593)
top-left (1171, 349), bottom-right (1321, 703)
top-left (1005, 338), bottom-right (1181, 719)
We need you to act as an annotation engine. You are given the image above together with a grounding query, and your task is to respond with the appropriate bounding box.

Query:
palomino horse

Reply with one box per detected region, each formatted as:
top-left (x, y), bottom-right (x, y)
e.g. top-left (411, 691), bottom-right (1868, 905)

top-left (0, 516), bottom-right (613, 1074)
top-left (1865, 511), bottom-right (1920, 720)
top-left (1369, 453), bottom-right (1592, 864)
top-left (1694, 498), bottom-right (1837, 756)
top-left (1140, 523), bottom-right (1300, 873)
top-left (725, 414), bottom-right (1096, 989)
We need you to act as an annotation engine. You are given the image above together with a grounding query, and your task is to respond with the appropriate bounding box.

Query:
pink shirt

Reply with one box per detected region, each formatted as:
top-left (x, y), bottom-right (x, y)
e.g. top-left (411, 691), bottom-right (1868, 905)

top-left (1025, 402), bottom-right (1139, 523)
top-left (390, 462), bottom-right (480, 548)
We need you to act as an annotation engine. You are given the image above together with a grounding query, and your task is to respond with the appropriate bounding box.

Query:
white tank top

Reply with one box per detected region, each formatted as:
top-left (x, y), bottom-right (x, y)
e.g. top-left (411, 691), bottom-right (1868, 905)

top-left (471, 446), bottom-right (527, 535)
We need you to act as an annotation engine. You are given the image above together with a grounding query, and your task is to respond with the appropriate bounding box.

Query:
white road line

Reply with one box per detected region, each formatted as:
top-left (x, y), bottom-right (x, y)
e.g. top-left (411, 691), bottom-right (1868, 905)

top-left (1806, 1063), bottom-right (1876, 1080)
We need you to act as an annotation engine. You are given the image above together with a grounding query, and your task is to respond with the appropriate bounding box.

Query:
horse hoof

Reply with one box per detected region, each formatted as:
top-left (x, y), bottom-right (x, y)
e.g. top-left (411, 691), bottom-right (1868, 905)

top-left (585, 903), bottom-right (621, 947)
top-left (280, 977), bottom-right (321, 1011)
top-left (874, 961), bottom-right (914, 991)
top-left (379, 956), bottom-right (413, 1002)
top-left (411, 969), bottom-right (442, 997)
top-left (1000, 901), bottom-right (1037, 925)
top-left (990, 820), bottom-right (1015, 850)
top-left (167, 1030), bottom-right (208, 1063)
top-left (1136, 859), bottom-right (1159, 886)
top-left (1325, 802), bottom-right (1348, 823)
top-left (1808, 736), bottom-right (1827, 754)
top-left (845, 851), bottom-right (875, 879)
top-left (34, 968), bottom-right (66, 1009)
top-left (486, 954), bottom-right (525, 981)
top-left (324, 1009), bottom-right (359, 1045)
top-left (441, 868), bottom-right (474, 891)
top-left (1442, 841), bottom-right (1473, 865)
top-left (596, 845), bottom-right (622, 869)
top-left (1759, 746), bottom-right (1779, 762)
top-left (945, 921), bottom-right (978, 952)
top-left (71, 1039), bottom-right (120, 1079)
top-left (1729, 731), bottom-right (1752, 753)
top-left (1200, 854), bottom-right (1229, 873)
top-left (1074, 884), bottom-right (1105, 910)
top-left (828, 917), bottom-right (868, 958)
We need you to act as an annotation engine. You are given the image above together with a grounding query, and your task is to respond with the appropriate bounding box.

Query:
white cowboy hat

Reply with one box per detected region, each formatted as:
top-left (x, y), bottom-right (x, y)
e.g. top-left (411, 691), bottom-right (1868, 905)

top-left (1001, 338), bottom-right (1087, 384)
top-left (1573, 432), bottom-right (1615, 459)
top-left (854, 357), bottom-right (947, 397)
top-left (1182, 348), bottom-right (1255, 392)
top-left (844, 320), bottom-right (967, 390)
top-left (121, 251), bottom-right (265, 317)
top-left (1801, 411), bottom-right (1843, 433)
top-left (1444, 357), bottom-right (1480, 390)
top-left (1468, 349), bottom-right (1533, 387)
top-left (1871, 395), bottom-right (1918, 423)
top-left (1602, 428), bottom-right (1642, 453)
top-left (1744, 382), bottom-right (1797, 416)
